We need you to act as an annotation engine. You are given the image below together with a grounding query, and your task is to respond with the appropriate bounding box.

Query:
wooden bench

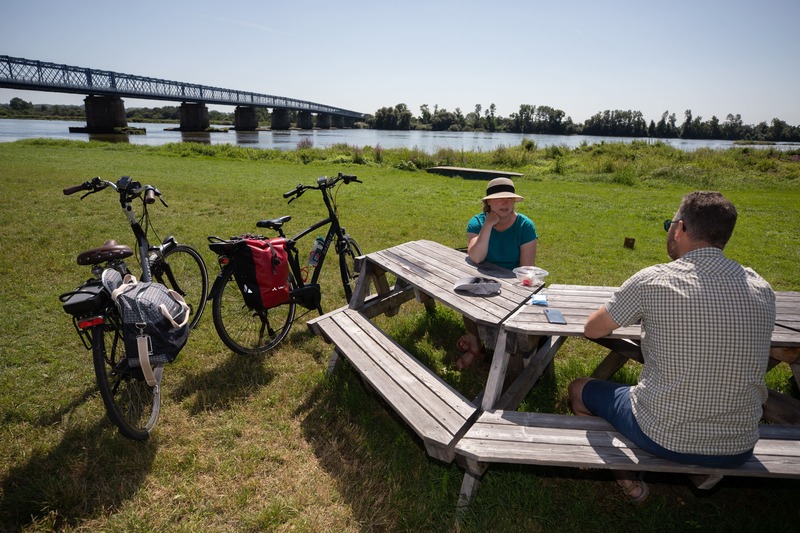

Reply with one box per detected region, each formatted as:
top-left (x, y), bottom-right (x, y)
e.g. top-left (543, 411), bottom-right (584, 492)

top-left (455, 410), bottom-right (800, 509)
top-left (308, 307), bottom-right (478, 463)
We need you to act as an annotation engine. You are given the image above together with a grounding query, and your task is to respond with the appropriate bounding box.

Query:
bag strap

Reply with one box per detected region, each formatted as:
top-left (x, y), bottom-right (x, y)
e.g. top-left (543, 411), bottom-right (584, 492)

top-left (111, 273), bottom-right (138, 302)
top-left (266, 240), bottom-right (280, 274)
top-left (159, 290), bottom-right (191, 328)
top-left (137, 334), bottom-right (157, 387)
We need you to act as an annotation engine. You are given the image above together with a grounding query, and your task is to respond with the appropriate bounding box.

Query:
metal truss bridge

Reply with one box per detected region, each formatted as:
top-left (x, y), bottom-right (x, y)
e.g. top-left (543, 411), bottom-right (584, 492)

top-left (0, 55), bottom-right (365, 119)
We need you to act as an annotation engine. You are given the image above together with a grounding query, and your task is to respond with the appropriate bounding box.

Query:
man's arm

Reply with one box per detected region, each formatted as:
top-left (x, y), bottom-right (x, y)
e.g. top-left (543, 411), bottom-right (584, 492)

top-left (584, 306), bottom-right (620, 339)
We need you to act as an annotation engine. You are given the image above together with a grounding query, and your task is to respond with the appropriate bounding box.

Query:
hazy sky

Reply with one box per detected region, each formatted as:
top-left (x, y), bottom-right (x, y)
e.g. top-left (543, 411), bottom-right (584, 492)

top-left (2, 0), bottom-right (798, 125)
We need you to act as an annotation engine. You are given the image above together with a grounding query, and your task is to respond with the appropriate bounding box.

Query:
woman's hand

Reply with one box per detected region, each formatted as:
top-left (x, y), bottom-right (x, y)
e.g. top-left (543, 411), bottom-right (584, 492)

top-left (485, 211), bottom-right (500, 227)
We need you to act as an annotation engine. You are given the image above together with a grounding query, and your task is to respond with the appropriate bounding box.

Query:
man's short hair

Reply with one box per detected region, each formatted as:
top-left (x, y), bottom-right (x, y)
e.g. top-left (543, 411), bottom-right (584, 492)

top-left (677, 191), bottom-right (737, 248)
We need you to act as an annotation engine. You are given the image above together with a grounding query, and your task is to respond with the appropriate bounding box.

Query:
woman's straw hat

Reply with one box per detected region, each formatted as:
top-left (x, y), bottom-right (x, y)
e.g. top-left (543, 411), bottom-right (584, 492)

top-left (482, 177), bottom-right (524, 202)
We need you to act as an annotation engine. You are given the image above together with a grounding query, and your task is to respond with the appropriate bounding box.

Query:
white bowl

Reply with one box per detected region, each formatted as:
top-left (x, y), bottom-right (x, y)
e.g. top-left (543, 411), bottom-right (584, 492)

top-left (513, 266), bottom-right (549, 286)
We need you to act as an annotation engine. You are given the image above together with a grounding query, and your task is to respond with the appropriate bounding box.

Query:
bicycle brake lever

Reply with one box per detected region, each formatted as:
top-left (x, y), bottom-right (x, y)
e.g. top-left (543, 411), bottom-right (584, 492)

top-left (159, 196), bottom-right (169, 207)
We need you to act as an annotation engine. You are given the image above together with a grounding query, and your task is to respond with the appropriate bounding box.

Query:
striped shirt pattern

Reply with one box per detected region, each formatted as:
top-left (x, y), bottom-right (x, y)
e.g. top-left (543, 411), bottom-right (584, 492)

top-left (606, 247), bottom-right (775, 455)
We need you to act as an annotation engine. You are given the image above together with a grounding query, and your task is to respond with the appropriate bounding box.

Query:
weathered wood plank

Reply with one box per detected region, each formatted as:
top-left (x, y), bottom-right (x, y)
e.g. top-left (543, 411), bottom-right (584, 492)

top-left (456, 411), bottom-right (800, 479)
top-left (311, 307), bottom-right (477, 462)
top-left (426, 166), bottom-right (523, 179)
top-left (363, 240), bottom-right (537, 327)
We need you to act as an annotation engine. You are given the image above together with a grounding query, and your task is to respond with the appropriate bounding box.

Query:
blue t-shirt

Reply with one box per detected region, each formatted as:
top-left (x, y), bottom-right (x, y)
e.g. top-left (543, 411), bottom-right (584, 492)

top-left (467, 212), bottom-right (538, 270)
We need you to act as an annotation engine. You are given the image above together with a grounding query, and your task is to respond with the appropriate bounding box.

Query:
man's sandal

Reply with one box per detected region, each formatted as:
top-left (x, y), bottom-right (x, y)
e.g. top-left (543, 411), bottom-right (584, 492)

top-left (455, 348), bottom-right (485, 370)
top-left (456, 335), bottom-right (471, 353)
top-left (619, 478), bottom-right (649, 503)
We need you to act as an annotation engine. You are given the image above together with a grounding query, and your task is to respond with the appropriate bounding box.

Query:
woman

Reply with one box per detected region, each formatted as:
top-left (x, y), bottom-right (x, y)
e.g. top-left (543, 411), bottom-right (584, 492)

top-left (456, 177), bottom-right (538, 369)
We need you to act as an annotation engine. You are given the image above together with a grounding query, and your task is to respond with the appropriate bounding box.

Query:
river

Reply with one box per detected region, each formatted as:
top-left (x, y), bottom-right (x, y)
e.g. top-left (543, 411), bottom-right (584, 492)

top-left (0, 118), bottom-right (795, 153)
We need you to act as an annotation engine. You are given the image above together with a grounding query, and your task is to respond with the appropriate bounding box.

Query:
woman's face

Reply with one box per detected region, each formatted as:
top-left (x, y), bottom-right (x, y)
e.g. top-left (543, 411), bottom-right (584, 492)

top-left (487, 197), bottom-right (516, 218)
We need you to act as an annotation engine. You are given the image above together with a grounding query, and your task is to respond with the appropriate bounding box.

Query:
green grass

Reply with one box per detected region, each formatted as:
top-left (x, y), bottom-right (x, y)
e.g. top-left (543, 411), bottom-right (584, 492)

top-left (1, 139), bottom-right (799, 531)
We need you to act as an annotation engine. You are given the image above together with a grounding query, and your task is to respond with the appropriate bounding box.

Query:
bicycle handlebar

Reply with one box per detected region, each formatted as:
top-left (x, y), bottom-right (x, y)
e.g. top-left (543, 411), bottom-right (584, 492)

top-left (63, 176), bottom-right (164, 205)
top-left (63, 182), bottom-right (91, 196)
top-left (282, 172), bottom-right (361, 201)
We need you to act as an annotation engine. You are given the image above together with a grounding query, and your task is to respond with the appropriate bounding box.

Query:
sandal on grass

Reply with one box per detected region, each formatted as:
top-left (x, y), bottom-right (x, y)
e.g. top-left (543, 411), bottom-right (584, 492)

top-left (456, 335), bottom-right (471, 353)
top-left (618, 478), bottom-right (649, 504)
top-left (454, 348), bottom-right (485, 370)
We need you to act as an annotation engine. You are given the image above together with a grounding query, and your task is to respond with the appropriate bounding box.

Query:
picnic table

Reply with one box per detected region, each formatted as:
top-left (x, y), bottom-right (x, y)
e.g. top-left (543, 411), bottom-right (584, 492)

top-left (307, 240), bottom-right (800, 513)
top-left (457, 283), bottom-right (800, 509)
top-left (487, 284), bottom-right (800, 420)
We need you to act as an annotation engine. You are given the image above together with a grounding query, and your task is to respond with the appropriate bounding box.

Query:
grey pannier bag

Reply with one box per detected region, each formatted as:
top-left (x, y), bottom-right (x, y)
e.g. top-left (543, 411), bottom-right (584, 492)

top-left (111, 274), bottom-right (190, 385)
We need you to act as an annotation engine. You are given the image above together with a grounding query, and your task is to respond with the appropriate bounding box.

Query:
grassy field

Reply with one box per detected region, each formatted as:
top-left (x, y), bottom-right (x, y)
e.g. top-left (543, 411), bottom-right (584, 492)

top-left (1, 139), bottom-right (799, 531)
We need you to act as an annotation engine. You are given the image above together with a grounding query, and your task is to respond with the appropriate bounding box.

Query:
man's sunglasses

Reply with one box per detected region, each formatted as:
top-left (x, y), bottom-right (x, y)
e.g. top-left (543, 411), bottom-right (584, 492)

top-left (663, 219), bottom-right (686, 232)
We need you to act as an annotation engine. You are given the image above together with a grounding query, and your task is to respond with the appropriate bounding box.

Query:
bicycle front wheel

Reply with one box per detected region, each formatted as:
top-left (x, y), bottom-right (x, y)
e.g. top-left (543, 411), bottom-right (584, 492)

top-left (153, 244), bottom-right (209, 329)
top-left (91, 322), bottom-right (161, 440)
top-left (212, 267), bottom-right (297, 355)
top-left (339, 235), bottom-right (363, 303)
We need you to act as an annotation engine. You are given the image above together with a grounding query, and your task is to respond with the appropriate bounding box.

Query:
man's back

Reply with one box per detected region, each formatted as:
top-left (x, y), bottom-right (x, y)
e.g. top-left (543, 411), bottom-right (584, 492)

top-left (607, 247), bottom-right (775, 455)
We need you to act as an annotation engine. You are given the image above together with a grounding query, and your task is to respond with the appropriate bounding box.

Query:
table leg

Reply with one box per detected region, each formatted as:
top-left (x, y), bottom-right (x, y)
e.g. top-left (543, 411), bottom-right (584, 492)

top-left (348, 261), bottom-right (375, 309)
top-left (770, 347), bottom-right (800, 390)
top-left (590, 351), bottom-right (629, 380)
top-left (496, 336), bottom-right (565, 410)
top-left (414, 289), bottom-right (437, 313)
top-left (589, 338), bottom-right (643, 380)
top-left (481, 328), bottom-right (510, 411)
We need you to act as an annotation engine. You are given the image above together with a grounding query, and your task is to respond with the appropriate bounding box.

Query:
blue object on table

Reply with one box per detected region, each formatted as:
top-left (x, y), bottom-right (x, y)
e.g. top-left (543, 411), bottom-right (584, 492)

top-left (529, 294), bottom-right (548, 306)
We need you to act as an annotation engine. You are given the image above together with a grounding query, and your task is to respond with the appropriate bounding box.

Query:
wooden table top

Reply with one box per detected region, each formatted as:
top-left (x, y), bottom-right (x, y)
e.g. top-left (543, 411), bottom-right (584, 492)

top-left (361, 240), bottom-right (542, 326)
top-left (504, 283), bottom-right (800, 348)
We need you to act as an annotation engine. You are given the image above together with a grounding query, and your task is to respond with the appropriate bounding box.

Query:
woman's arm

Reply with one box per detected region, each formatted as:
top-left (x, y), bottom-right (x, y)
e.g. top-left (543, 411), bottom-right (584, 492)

top-left (519, 239), bottom-right (537, 266)
top-left (467, 212), bottom-right (499, 264)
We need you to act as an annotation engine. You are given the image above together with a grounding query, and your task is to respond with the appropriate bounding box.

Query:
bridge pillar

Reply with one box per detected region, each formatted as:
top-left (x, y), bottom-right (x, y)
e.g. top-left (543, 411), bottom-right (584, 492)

top-left (84, 95), bottom-right (127, 133)
top-left (316, 113), bottom-right (331, 129)
top-left (344, 117), bottom-right (356, 128)
top-left (271, 108), bottom-right (291, 130)
top-left (331, 115), bottom-right (344, 129)
top-left (297, 111), bottom-right (313, 130)
top-left (234, 106), bottom-right (259, 130)
top-left (180, 102), bottom-right (210, 131)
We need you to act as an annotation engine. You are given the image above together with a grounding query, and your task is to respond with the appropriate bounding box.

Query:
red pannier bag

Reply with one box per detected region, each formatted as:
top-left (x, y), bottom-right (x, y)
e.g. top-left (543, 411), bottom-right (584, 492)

top-left (233, 237), bottom-right (291, 309)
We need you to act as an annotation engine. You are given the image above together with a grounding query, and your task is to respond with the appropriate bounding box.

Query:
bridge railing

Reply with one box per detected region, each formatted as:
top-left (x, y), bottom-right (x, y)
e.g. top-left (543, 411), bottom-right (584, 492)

top-left (0, 55), bottom-right (364, 119)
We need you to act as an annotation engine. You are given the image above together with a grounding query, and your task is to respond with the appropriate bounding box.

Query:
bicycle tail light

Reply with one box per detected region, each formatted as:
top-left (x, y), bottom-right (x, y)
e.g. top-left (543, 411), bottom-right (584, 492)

top-left (78, 316), bottom-right (105, 330)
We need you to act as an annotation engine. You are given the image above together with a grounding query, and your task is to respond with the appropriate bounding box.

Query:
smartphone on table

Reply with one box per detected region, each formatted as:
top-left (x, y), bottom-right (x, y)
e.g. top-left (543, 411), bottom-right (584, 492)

top-left (544, 308), bottom-right (567, 324)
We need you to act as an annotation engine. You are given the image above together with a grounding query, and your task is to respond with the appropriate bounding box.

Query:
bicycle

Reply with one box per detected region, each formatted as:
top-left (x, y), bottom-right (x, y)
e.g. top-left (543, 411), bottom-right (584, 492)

top-left (59, 175), bottom-right (208, 440)
top-left (207, 172), bottom-right (363, 355)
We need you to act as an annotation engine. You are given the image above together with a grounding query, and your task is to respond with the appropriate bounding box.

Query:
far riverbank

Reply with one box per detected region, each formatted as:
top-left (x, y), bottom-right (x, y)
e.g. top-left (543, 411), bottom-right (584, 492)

top-left (3, 118), bottom-right (799, 153)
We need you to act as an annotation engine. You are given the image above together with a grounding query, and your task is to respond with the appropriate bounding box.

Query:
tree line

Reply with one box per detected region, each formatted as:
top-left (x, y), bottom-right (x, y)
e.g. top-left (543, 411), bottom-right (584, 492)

top-left (0, 98), bottom-right (236, 124)
top-left (3, 96), bottom-right (799, 143)
top-left (368, 103), bottom-right (800, 143)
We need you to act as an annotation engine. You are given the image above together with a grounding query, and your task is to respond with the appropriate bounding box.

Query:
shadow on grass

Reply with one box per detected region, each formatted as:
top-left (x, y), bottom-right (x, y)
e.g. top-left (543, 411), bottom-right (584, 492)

top-left (295, 365), bottom-right (463, 531)
top-left (0, 420), bottom-right (157, 530)
top-left (170, 350), bottom-right (278, 414)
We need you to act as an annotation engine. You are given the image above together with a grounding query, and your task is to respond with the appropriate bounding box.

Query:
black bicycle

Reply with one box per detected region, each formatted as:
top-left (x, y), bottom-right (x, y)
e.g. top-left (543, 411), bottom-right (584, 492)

top-left (208, 172), bottom-right (363, 355)
top-left (60, 176), bottom-right (208, 440)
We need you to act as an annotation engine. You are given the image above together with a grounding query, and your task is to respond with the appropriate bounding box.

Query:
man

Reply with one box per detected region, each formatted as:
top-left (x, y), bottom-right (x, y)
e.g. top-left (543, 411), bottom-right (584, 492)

top-left (568, 191), bottom-right (775, 502)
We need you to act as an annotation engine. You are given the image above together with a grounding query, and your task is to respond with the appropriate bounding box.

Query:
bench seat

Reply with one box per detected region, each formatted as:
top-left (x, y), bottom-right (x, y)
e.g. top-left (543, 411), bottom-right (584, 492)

top-left (455, 409), bottom-right (800, 508)
top-left (308, 308), bottom-right (478, 462)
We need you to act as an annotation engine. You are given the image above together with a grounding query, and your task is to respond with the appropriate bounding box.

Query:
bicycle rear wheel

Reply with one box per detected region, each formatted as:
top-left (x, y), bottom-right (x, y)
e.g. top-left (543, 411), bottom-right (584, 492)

top-left (212, 267), bottom-right (297, 355)
top-left (152, 244), bottom-right (208, 329)
top-left (339, 235), bottom-right (363, 302)
top-left (91, 322), bottom-right (161, 440)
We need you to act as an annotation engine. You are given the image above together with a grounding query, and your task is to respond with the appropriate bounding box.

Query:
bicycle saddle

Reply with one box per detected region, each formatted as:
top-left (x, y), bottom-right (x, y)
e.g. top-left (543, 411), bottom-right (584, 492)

top-left (256, 216), bottom-right (291, 230)
top-left (77, 240), bottom-right (134, 265)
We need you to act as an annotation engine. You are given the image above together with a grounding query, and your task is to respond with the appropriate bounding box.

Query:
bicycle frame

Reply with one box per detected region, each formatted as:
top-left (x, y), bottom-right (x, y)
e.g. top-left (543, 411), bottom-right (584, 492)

top-left (208, 173), bottom-right (360, 312)
top-left (285, 192), bottom-right (346, 288)
top-left (64, 176), bottom-right (208, 330)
